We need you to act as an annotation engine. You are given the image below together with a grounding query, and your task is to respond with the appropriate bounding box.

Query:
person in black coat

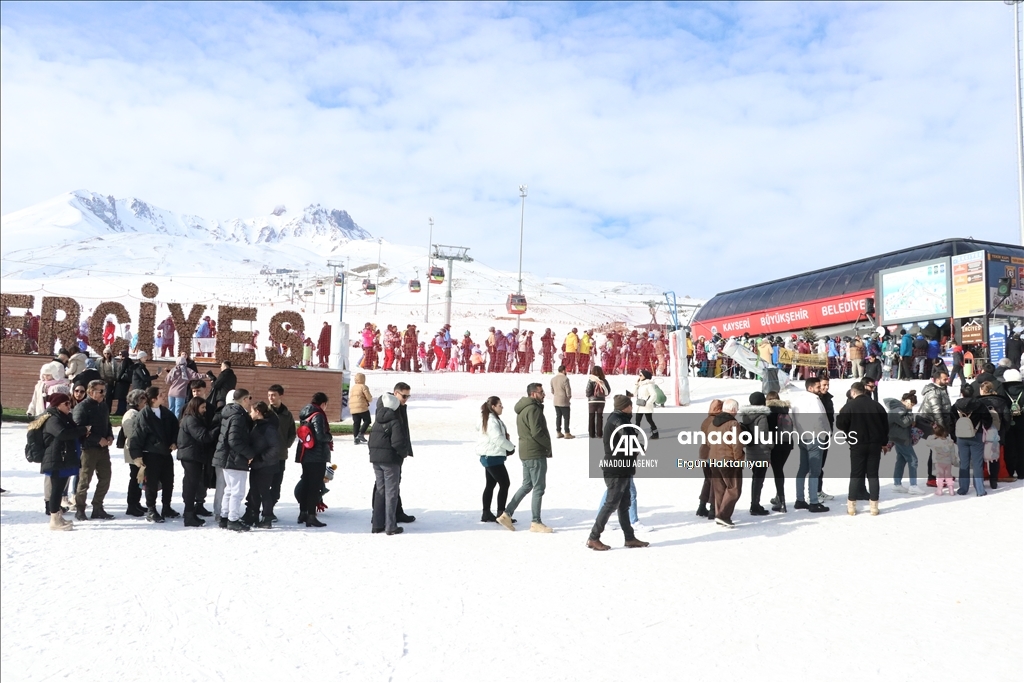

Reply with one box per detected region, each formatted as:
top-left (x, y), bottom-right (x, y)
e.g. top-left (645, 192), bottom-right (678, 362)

top-left (1005, 333), bottom-right (1023, 369)
top-left (129, 388), bottom-right (181, 523)
top-left (861, 355), bottom-right (884, 385)
top-left (176, 397), bottom-right (217, 527)
top-left (245, 401), bottom-right (281, 528)
top-left (587, 395), bottom-right (649, 550)
top-left (131, 352), bottom-right (162, 391)
top-left (368, 383), bottom-right (413, 535)
top-left (208, 361), bottom-right (238, 412)
top-left (39, 393), bottom-right (88, 531)
top-left (295, 392), bottom-right (333, 527)
top-left (835, 382), bottom-right (890, 514)
top-left (112, 350), bottom-right (135, 415)
top-left (212, 390), bottom-right (257, 531)
top-left (267, 385), bottom-right (296, 512)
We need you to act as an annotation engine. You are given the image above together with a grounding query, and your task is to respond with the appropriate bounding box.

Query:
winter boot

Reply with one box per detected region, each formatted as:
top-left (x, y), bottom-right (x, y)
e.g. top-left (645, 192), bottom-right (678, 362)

top-left (226, 520), bottom-right (250, 532)
top-left (869, 500), bottom-right (880, 516)
top-left (396, 513), bottom-right (416, 523)
top-left (297, 511), bottom-right (308, 524)
top-left (257, 517), bottom-right (273, 529)
top-left (696, 504), bottom-right (709, 518)
top-left (183, 514), bottom-right (206, 527)
top-left (75, 505), bottom-right (88, 522)
top-left (563, 432), bottom-right (576, 440)
top-left (146, 508), bottom-right (165, 523)
top-left (496, 512), bottom-right (515, 531)
top-left (847, 500), bottom-right (857, 516)
top-left (125, 504), bottom-right (146, 517)
top-left (750, 504), bottom-right (769, 516)
top-left (586, 538), bottom-right (610, 551)
top-left (771, 498), bottom-right (787, 513)
top-left (305, 514), bottom-right (326, 528)
top-left (530, 522), bottom-right (553, 533)
top-left (481, 510), bottom-right (498, 523)
top-left (218, 516), bottom-right (228, 529)
top-left (161, 506), bottom-right (181, 519)
top-left (91, 506), bottom-right (114, 520)
top-left (650, 430), bottom-right (659, 440)
top-left (50, 512), bottom-right (73, 531)
top-left (625, 538), bottom-right (651, 548)
top-left (556, 431), bottom-right (564, 439)
top-left (195, 504), bottom-right (213, 517)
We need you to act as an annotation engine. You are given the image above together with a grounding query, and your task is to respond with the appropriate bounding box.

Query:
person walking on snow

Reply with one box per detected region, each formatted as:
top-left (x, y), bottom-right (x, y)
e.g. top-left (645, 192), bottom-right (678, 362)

top-left (634, 370), bottom-right (659, 439)
top-left (551, 365), bottom-right (574, 439)
top-left (477, 396), bottom-right (516, 523)
top-left (497, 383), bottom-right (553, 533)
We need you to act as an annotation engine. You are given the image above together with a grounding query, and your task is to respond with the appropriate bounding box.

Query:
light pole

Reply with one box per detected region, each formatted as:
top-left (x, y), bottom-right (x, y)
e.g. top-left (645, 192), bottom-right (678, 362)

top-left (517, 185), bottom-right (527, 294)
top-left (424, 217), bottom-right (434, 323)
top-left (1010, 0), bottom-right (1024, 245)
top-left (374, 237), bottom-right (383, 316)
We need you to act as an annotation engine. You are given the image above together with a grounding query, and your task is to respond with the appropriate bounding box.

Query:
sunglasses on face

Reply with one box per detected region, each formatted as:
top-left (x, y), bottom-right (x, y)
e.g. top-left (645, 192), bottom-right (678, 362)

top-left (397, 393), bottom-right (411, 399)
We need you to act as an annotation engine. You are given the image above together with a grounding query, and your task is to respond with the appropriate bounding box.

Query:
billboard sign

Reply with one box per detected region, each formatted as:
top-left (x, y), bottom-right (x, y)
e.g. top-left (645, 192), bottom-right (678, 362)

top-left (690, 289), bottom-right (873, 338)
top-left (951, 250), bottom-right (986, 318)
top-left (878, 257), bottom-right (951, 326)
top-left (986, 252), bottom-right (1024, 318)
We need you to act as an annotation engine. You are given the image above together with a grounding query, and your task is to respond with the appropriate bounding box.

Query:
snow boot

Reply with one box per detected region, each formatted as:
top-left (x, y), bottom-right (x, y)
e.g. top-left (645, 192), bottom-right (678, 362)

top-left (91, 506), bottom-right (114, 520)
top-left (749, 504), bottom-right (769, 516)
top-left (75, 505), bottom-right (87, 522)
top-left (847, 500), bottom-right (857, 516)
top-left (496, 512), bottom-right (515, 531)
top-left (257, 517), bottom-right (273, 529)
top-left (226, 520), bottom-right (250, 532)
top-left (218, 517), bottom-right (228, 529)
top-left (587, 538), bottom-right (610, 551)
top-left (481, 511), bottom-right (497, 523)
top-left (625, 538), bottom-right (650, 548)
top-left (386, 527), bottom-right (404, 535)
top-left (397, 513), bottom-right (416, 523)
top-left (146, 509), bottom-right (165, 523)
top-left (869, 500), bottom-right (880, 516)
top-left (50, 512), bottom-right (73, 531)
top-left (305, 514), bottom-right (326, 528)
top-left (696, 504), bottom-right (709, 518)
top-left (161, 506), bottom-right (181, 519)
top-left (771, 498), bottom-right (787, 513)
top-left (183, 514), bottom-right (206, 527)
top-left (125, 504), bottom-right (146, 517)
top-left (195, 504), bottom-right (213, 517)
top-left (650, 430), bottom-right (659, 440)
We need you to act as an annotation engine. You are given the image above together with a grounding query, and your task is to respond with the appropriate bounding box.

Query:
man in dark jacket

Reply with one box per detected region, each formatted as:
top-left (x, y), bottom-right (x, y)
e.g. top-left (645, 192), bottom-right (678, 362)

top-left (368, 383), bottom-right (412, 535)
top-left (737, 392), bottom-right (772, 516)
top-left (835, 382), bottom-right (890, 514)
top-left (131, 352), bottom-right (161, 391)
top-left (112, 350), bottom-right (135, 415)
top-left (212, 389), bottom-right (257, 530)
top-left (296, 392), bottom-right (333, 527)
top-left (1000, 369), bottom-right (1023, 478)
top-left (1005, 333), bottom-right (1022, 369)
top-left (587, 395), bottom-right (649, 550)
top-left (266, 384), bottom-right (296, 512)
top-left (497, 383), bottom-right (553, 532)
top-left (861, 355), bottom-right (883, 386)
top-left (208, 361), bottom-right (237, 412)
top-left (71, 380), bottom-right (115, 520)
top-left (129, 388), bottom-right (181, 522)
top-left (816, 375), bottom-right (840, 500)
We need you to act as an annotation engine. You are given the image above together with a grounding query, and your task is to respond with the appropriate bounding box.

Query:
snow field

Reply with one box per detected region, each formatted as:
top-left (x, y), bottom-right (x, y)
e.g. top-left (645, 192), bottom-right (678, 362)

top-left (1, 376), bottom-right (1021, 682)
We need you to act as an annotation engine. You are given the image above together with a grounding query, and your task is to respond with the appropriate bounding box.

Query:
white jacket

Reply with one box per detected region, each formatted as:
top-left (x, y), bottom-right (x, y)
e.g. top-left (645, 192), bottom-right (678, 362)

top-left (635, 379), bottom-right (657, 414)
top-left (475, 414), bottom-right (515, 456)
top-left (788, 389), bottom-right (830, 447)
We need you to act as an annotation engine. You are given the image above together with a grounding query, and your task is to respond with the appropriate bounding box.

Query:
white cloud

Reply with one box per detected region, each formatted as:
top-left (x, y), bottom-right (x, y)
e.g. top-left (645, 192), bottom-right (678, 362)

top-left (0, 2), bottom-right (1019, 298)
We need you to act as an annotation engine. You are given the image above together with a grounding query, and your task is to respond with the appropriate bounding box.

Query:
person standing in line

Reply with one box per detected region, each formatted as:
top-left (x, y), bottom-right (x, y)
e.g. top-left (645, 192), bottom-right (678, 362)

top-left (634, 370), bottom-right (659, 439)
top-left (267, 385), bottom-right (296, 514)
top-left (212, 389), bottom-right (256, 531)
top-left (587, 394), bottom-right (650, 551)
top-left (585, 366), bottom-right (612, 439)
top-left (836, 382), bottom-right (890, 516)
top-left (497, 383), bottom-right (553, 533)
top-left (886, 391), bottom-right (923, 494)
top-left (696, 399), bottom-right (723, 519)
top-left (563, 328), bottom-right (580, 374)
top-left (39, 393), bottom-right (88, 531)
top-left (176, 396), bottom-right (217, 527)
top-left (925, 424), bottom-right (959, 495)
top-left (317, 322), bottom-right (332, 368)
top-left (815, 375), bottom-right (838, 501)
top-left (208, 360), bottom-right (237, 413)
top-left (129, 386), bottom-right (181, 523)
top-left (131, 352), bottom-right (162, 391)
top-left (349, 373), bottom-right (373, 445)
top-left (994, 369), bottom-right (1022, 479)
top-left (949, 345), bottom-right (966, 387)
top-left (119, 389), bottom-right (149, 517)
top-left (71, 380), bottom-right (115, 521)
top-left (165, 353), bottom-right (203, 418)
top-left (296, 392), bottom-right (333, 528)
top-left (111, 349), bottom-right (135, 416)
top-left (98, 348), bottom-right (117, 411)
top-left (952, 384), bottom-right (992, 496)
top-left (369, 383), bottom-right (413, 535)
top-left (766, 391), bottom-right (794, 513)
top-left (477, 396), bottom-right (516, 523)
top-left (550, 365), bottom-right (574, 439)
top-left (246, 400), bottom-right (281, 528)
top-left (738, 391), bottom-right (772, 516)
top-left (919, 368), bottom-right (952, 487)
top-left (977, 380), bottom-right (1011, 489)
top-left (708, 399), bottom-right (745, 527)
top-left (790, 377), bottom-right (831, 513)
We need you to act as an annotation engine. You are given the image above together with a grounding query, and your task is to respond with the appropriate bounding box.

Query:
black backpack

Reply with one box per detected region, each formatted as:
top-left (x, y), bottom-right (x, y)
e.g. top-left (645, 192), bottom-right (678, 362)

top-left (25, 415), bottom-right (50, 463)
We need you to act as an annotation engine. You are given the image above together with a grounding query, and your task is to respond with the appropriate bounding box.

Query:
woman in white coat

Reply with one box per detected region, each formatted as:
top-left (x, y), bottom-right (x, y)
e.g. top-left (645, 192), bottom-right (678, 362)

top-left (634, 370), bottom-right (659, 439)
top-left (476, 396), bottom-right (516, 523)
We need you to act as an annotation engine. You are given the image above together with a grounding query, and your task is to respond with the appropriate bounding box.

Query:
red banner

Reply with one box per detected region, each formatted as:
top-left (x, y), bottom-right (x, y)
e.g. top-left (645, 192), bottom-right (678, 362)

top-left (692, 289), bottom-right (874, 338)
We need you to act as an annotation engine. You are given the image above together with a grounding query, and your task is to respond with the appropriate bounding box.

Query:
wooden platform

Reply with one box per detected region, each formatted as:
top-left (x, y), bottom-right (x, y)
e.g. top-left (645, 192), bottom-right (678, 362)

top-left (0, 354), bottom-right (345, 415)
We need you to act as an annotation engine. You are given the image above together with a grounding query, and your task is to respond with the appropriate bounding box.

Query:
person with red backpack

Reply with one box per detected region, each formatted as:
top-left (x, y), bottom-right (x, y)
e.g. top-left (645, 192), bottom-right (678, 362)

top-left (296, 392), bottom-right (332, 527)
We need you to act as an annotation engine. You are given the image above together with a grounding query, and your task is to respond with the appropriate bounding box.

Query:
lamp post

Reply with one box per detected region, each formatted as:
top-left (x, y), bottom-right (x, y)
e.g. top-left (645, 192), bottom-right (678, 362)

top-left (517, 185), bottom-right (527, 294)
top-left (374, 237), bottom-right (383, 316)
top-left (1009, 0), bottom-right (1024, 245)
top-left (424, 217), bottom-right (433, 323)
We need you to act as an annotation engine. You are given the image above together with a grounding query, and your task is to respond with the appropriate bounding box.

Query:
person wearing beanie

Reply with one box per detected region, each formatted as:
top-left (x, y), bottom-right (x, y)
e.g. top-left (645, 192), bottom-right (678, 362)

top-left (595, 392), bottom-right (650, 532)
top-left (634, 370), bottom-right (659, 439)
top-left (587, 394), bottom-right (649, 550)
top-left (737, 391), bottom-right (772, 516)
top-left (38, 393), bottom-right (88, 531)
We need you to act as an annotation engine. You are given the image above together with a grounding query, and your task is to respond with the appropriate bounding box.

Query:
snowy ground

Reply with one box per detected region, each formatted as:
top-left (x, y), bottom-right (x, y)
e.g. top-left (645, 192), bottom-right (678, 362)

top-left (1, 375), bottom-right (1022, 682)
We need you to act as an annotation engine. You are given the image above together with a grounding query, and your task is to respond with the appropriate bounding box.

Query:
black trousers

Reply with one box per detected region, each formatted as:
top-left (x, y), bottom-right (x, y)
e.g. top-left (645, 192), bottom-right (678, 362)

top-left (248, 467), bottom-right (276, 518)
top-left (588, 403), bottom-right (605, 438)
top-left (300, 461), bottom-right (327, 514)
top-left (818, 447), bottom-right (828, 493)
top-left (143, 453), bottom-right (174, 510)
top-left (770, 447), bottom-right (790, 501)
top-left (590, 476), bottom-right (635, 541)
top-left (181, 460), bottom-right (205, 514)
top-left (49, 474), bottom-right (69, 514)
top-left (849, 446), bottom-right (881, 502)
top-left (635, 412), bottom-right (657, 433)
top-left (483, 463), bottom-right (510, 515)
top-left (900, 356), bottom-right (912, 380)
top-left (352, 411), bottom-right (371, 438)
top-left (127, 464), bottom-right (143, 509)
top-left (750, 462), bottom-right (768, 508)
top-left (554, 405), bottom-right (570, 433)
top-left (271, 460), bottom-right (285, 506)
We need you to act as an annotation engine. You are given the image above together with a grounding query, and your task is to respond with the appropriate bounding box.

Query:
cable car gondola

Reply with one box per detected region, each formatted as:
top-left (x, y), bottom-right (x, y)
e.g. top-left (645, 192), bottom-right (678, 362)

top-left (334, 274), bottom-right (344, 285)
top-left (318, 288), bottom-right (326, 295)
top-left (506, 293), bottom-right (528, 315)
top-left (362, 278), bottom-right (376, 295)
top-left (409, 279), bottom-right (421, 293)
top-left (303, 289), bottom-right (313, 296)
top-left (428, 266), bottom-right (445, 284)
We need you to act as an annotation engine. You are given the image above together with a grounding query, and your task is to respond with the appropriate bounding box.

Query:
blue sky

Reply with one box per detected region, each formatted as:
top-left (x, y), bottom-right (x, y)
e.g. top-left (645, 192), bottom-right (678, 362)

top-left (1, 1), bottom-right (1019, 297)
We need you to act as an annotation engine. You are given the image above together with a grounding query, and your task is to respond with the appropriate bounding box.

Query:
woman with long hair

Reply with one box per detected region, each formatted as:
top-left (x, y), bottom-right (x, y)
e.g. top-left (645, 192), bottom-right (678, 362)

top-left (247, 400), bottom-right (282, 528)
top-left (585, 366), bottom-right (612, 439)
top-left (476, 396), bottom-right (516, 523)
top-left (177, 396), bottom-right (217, 527)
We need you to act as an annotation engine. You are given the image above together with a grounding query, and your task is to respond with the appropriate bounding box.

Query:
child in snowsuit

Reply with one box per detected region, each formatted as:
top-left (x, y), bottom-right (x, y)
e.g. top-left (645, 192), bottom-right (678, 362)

top-left (924, 424), bottom-right (958, 496)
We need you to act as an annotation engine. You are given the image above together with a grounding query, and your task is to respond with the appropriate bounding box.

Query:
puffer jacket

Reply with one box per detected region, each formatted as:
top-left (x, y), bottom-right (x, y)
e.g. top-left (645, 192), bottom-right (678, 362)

top-left (919, 382), bottom-right (952, 432)
top-left (736, 404), bottom-right (772, 460)
top-left (707, 412), bottom-right (744, 461)
top-left (213, 402), bottom-right (256, 470)
top-left (600, 410), bottom-right (635, 477)
top-left (39, 408), bottom-right (87, 474)
top-left (296, 403), bottom-right (333, 463)
top-left (368, 394), bottom-right (412, 464)
top-left (882, 398), bottom-right (914, 445)
top-left (514, 396), bottom-right (552, 460)
top-left (349, 379), bottom-right (373, 414)
top-left (249, 413), bottom-right (282, 470)
top-left (128, 405), bottom-right (179, 459)
top-left (121, 408), bottom-right (140, 464)
top-left (766, 399), bottom-right (794, 455)
top-left (634, 379), bottom-right (657, 414)
top-left (176, 413), bottom-right (217, 463)
top-left (475, 413), bottom-right (515, 456)
top-left (72, 396), bottom-right (113, 448)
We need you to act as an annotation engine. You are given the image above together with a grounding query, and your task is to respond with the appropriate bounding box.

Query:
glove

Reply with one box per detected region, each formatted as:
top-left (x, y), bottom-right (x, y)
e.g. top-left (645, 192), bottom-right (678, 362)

top-left (316, 501), bottom-right (328, 513)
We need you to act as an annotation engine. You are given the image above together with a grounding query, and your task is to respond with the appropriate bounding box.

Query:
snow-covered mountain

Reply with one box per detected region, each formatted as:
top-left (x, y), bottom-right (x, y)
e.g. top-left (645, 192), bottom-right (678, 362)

top-left (0, 190), bottom-right (699, 331)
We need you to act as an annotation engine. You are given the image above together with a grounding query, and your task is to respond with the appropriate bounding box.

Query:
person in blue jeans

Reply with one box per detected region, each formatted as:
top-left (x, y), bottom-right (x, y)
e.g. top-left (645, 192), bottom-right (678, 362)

top-left (598, 478), bottom-right (642, 529)
top-left (952, 386), bottom-right (992, 496)
top-left (790, 376), bottom-right (831, 513)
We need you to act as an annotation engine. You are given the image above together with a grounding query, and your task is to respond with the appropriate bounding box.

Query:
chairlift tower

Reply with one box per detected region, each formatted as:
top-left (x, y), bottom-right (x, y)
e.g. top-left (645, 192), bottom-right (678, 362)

top-left (432, 244), bottom-right (472, 327)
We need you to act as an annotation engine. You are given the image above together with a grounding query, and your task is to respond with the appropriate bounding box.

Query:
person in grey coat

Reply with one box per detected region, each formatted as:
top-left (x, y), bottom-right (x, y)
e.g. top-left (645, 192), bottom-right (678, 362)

top-left (368, 382), bottom-right (413, 535)
top-left (737, 392), bottom-right (773, 515)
